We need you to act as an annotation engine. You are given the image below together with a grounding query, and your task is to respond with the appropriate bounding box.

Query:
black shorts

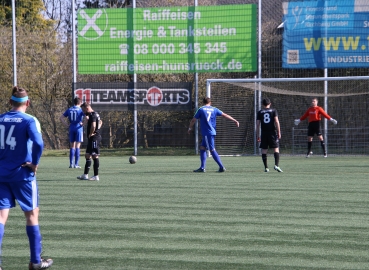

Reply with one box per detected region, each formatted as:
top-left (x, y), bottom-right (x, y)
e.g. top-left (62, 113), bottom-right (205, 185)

top-left (307, 121), bottom-right (322, 137)
top-left (259, 131), bottom-right (279, 149)
top-left (86, 133), bottom-right (101, 155)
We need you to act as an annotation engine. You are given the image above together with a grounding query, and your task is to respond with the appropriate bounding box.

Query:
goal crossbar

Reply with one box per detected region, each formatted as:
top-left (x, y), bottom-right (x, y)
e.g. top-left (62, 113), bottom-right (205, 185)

top-left (207, 75), bottom-right (369, 84)
top-left (207, 76), bottom-right (369, 98)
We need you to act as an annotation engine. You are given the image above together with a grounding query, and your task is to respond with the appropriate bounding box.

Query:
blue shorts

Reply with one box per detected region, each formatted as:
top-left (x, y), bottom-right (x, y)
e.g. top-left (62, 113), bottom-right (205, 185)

top-left (0, 181), bottom-right (39, 211)
top-left (69, 126), bottom-right (84, 143)
top-left (200, 135), bottom-right (215, 151)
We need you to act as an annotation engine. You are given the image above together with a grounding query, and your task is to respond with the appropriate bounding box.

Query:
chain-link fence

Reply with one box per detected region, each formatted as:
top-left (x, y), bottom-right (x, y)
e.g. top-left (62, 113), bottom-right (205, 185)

top-left (1, 0), bottom-right (368, 154)
top-left (209, 78), bottom-right (369, 156)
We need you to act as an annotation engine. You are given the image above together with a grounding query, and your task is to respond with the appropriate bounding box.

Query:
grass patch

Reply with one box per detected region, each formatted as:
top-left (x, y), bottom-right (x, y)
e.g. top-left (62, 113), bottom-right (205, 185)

top-left (42, 147), bottom-right (195, 157)
top-left (2, 156), bottom-right (369, 269)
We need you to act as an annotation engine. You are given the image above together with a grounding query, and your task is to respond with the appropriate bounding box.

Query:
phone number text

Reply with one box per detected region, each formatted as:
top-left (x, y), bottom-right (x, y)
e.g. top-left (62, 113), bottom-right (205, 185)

top-left (119, 42), bottom-right (228, 55)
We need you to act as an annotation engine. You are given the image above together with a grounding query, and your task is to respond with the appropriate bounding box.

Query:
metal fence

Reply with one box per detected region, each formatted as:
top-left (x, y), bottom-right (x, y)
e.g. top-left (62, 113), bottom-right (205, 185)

top-left (292, 127), bottom-right (369, 155)
top-left (2, 0), bottom-right (368, 154)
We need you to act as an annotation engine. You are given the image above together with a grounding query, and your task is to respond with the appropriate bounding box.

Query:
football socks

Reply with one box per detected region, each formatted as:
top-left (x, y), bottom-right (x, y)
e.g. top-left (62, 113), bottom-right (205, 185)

top-left (274, 152), bottom-right (280, 167)
top-left (69, 148), bottom-right (75, 166)
top-left (200, 149), bottom-right (207, 169)
top-left (75, 148), bottom-right (80, 166)
top-left (26, 225), bottom-right (42, 264)
top-left (211, 150), bottom-right (223, 168)
top-left (0, 223), bottom-right (4, 263)
top-left (84, 159), bottom-right (92, 175)
top-left (93, 158), bottom-right (99, 176)
top-left (262, 154), bottom-right (267, 168)
top-left (320, 140), bottom-right (326, 153)
top-left (307, 141), bottom-right (312, 155)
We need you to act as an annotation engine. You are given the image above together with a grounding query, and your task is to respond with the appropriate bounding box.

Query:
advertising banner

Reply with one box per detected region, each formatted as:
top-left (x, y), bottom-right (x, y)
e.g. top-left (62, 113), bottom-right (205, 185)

top-left (77, 4), bottom-right (256, 74)
top-left (73, 82), bottom-right (192, 111)
top-left (282, 0), bottom-right (369, 68)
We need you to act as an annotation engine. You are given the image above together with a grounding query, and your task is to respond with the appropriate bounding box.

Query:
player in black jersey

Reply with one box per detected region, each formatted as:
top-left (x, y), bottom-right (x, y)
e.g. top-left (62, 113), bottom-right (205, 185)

top-left (77, 103), bottom-right (103, 181)
top-left (256, 98), bottom-right (283, 172)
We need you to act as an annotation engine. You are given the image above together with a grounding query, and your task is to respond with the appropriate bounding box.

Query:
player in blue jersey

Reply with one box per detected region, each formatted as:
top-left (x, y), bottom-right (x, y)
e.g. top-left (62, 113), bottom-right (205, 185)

top-left (256, 98), bottom-right (283, 173)
top-left (77, 103), bottom-right (102, 181)
top-left (0, 87), bottom-right (53, 270)
top-left (60, 97), bottom-right (85, 168)
top-left (188, 97), bottom-right (239, 172)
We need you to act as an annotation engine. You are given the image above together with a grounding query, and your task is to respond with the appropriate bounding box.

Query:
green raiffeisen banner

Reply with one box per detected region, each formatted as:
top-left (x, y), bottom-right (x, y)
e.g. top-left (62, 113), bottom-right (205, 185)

top-left (77, 4), bottom-right (257, 74)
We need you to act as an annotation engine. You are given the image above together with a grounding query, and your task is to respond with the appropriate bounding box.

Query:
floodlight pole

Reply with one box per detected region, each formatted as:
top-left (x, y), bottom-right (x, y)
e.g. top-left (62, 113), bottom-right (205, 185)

top-left (254, 76), bottom-right (258, 155)
top-left (133, 0), bottom-right (137, 156)
top-left (324, 69), bottom-right (328, 153)
top-left (72, 0), bottom-right (77, 91)
top-left (194, 0), bottom-right (199, 155)
top-left (256, 0), bottom-right (262, 156)
top-left (12, 0), bottom-right (17, 86)
top-left (323, 4), bottom-right (328, 154)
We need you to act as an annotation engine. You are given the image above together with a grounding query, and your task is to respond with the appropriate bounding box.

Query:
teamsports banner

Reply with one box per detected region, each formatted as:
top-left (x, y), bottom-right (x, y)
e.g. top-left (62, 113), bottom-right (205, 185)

top-left (77, 4), bottom-right (257, 74)
top-left (282, 0), bottom-right (369, 68)
top-left (73, 82), bottom-right (192, 111)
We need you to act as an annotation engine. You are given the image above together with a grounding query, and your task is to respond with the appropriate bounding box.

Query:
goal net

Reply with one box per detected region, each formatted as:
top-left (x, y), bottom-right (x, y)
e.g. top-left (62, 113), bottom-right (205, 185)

top-left (207, 77), bottom-right (369, 156)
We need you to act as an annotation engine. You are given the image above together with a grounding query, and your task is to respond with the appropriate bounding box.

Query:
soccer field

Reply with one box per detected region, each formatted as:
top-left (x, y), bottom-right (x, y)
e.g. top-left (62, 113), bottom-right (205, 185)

top-left (2, 155), bottom-right (369, 270)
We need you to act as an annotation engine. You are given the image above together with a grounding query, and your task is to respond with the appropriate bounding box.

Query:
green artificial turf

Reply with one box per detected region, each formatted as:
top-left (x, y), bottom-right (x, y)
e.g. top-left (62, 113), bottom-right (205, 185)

top-left (2, 155), bottom-right (369, 269)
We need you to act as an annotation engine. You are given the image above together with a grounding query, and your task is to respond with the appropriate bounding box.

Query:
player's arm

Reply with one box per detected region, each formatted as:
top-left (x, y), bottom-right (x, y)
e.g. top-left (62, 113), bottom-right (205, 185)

top-left (188, 117), bottom-right (197, 134)
top-left (319, 107), bottom-right (337, 125)
top-left (318, 107), bottom-right (331, 120)
top-left (59, 114), bottom-right (69, 128)
top-left (221, 113), bottom-right (239, 127)
top-left (23, 118), bottom-right (44, 173)
top-left (89, 122), bottom-right (97, 137)
top-left (318, 107), bottom-right (337, 124)
top-left (98, 119), bottom-right (103, 129)
top-left (295, 109), bottom-right (309, 125)
top-left (275, 116), bottom-right (281, 139)
top-left (300, 109), bottom-right (310, 121)
top-left (79, 114), bottom-right (85, 126)
top-left (83, 115), bottom-right (89, 126)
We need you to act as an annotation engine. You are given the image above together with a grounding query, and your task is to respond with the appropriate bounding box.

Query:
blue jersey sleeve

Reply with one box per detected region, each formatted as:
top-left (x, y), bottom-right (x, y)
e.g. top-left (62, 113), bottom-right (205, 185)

top-left (63, 109), bottom-right (69, 117)
top-left (193, 107), bottom-right (201, 119)
top-left (215, 108), bottom-right (223, 117)
top-left (28, 117), bottom-right (44, 165)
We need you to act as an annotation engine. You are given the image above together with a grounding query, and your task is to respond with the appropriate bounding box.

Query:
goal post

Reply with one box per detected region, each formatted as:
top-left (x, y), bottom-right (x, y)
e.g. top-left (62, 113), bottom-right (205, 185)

top-left (206, 76), bottom-right (369, 156)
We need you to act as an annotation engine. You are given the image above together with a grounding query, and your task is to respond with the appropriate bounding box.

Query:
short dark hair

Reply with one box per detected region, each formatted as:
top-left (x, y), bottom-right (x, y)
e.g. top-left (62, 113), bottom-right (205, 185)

top-left (74, 97), bottom-right (81, 105)
top-left (80, 102), bottom-right (90, 108)
top-left (11, 86), bottom-right (28, 107)
top-left (262, 98), bottom-right (271, 106)
top-left (12, 86), bottom-right (27, 97)
top-left (203, 97), bottom-right (211, 105)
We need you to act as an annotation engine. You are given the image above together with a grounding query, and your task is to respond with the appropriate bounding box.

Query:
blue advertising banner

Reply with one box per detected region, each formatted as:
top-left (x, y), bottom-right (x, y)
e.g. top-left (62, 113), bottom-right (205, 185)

top-left (282, 0), bottom-right (369, 68)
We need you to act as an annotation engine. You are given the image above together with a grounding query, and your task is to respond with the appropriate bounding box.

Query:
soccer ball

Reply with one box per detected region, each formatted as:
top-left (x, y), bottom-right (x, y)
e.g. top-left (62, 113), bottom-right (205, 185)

top-left (129, 156), bottom-right (137, 164)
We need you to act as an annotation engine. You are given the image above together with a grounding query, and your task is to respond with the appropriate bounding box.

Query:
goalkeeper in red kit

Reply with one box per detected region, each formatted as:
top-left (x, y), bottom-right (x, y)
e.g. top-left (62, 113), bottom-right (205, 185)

top-left (294, 98), bottom-right (337, 158)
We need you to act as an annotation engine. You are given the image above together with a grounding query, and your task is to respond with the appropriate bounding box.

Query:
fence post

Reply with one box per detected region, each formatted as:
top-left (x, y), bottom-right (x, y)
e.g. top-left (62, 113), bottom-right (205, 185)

top-left (345, 128), bottom-right (348, 153)
top-left (292, 127), bottom-right (295, 155)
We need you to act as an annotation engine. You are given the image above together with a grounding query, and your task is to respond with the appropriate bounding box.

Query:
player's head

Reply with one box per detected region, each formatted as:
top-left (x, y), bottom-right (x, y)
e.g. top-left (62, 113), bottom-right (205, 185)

top-left (10, 86), bottom-right (29, 108)
top-left (74, 97), bottom-right (82, 106)
top-left (262, 98), bottom-right (271, 107)
top-left (203, 97), bottom-right (211, 105)
top-left (311, 98), bottom-right (318, 107)
top-left (80, 102), bottom-right (92, 115)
